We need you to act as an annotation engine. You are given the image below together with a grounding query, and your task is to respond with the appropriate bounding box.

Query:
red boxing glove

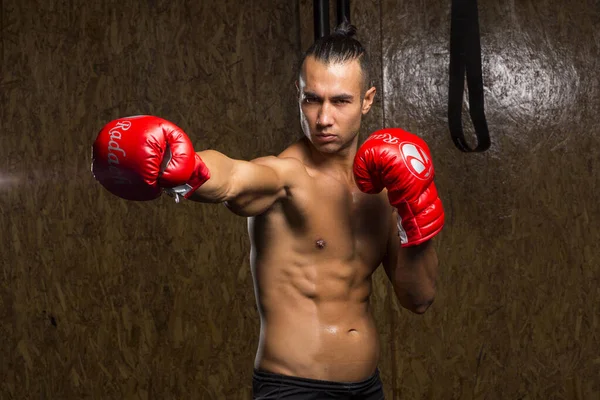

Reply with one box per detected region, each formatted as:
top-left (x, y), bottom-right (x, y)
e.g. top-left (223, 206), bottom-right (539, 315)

top-left (353, 128), bottom-right (444, 246)
top-left (91, 115), bottom-right (210, 201)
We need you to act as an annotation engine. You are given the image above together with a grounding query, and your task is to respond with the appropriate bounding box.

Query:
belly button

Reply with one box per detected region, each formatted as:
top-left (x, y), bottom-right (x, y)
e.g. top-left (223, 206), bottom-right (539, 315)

top-left (348, 329), bottom-right (358, 335)
top-left (315, 239), bottom-right (326, 249)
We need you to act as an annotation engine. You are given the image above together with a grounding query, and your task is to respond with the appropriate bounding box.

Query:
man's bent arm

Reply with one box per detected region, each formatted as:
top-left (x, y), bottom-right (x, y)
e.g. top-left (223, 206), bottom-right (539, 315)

top-left (382, 215), bottom-right (439, 314)
top-left (187, 150), bottom-right (295, 216)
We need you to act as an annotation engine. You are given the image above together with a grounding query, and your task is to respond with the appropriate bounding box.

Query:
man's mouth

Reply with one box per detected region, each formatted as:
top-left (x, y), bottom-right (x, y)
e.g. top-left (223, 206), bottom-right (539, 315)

top-left (315, 133), bottom-right (337, 142)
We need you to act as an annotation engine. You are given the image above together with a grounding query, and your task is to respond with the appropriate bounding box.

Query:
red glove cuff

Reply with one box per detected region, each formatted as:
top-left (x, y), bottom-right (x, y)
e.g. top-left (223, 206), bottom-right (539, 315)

top-left (163, 153), bottom-right (211, 202)
top-left (394, 182), bottom-right (445, 246)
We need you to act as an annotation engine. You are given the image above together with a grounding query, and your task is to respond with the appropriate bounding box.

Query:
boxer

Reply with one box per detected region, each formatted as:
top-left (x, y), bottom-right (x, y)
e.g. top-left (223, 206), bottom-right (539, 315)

top-left (92, 21), bottom-right (444, 400)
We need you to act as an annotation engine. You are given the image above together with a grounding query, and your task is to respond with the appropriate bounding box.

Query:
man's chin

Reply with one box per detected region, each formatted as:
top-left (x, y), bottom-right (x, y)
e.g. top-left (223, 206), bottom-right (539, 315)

top-left (306, 133), bottom-right (357, 154)
top-left (311, 140), bottom-right (341, 153)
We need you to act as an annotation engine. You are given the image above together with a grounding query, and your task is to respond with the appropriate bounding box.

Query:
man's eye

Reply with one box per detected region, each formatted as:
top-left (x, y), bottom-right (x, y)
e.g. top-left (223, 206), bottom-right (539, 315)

top-left (304, 97), bottom-right (318, 103)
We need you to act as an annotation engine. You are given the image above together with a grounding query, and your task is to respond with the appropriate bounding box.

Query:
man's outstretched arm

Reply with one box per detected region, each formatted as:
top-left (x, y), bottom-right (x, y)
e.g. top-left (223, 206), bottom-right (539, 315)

top-left (189, 151), bottom-right (303, 216)
top-left (92, 115), bottom-right (303, 216)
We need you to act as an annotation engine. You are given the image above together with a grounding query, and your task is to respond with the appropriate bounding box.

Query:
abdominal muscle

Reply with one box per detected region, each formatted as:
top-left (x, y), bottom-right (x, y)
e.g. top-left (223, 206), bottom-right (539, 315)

top-left (253, 258), bottom-right (381, 383)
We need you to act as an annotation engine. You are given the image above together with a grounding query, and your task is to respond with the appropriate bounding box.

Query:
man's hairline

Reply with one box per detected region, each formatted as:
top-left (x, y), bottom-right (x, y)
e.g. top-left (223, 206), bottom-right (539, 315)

top-left (298, 55), bottom-right (372, 96)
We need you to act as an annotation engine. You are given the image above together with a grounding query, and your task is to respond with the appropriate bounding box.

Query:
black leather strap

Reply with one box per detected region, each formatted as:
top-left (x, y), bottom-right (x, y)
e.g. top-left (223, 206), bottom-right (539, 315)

top-left (337, 0), bottom-right (350, 24)
top-left (448, 0), bottom-right (491, 152)
top-left (314, 0), bottom-right (330, 40)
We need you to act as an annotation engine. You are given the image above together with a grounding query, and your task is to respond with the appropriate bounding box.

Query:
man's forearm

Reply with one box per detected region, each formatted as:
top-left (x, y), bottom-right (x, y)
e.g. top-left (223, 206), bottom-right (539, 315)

top-left (186, 150), bottom-right (236, 203)
top-left (392, 240), bottom-right (439, 314)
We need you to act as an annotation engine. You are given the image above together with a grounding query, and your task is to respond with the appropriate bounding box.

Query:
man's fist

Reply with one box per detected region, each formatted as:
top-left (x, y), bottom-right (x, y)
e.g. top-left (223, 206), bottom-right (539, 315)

top-left (91, 115), bottom-right (210, 201)
top-left (353, 128), bottom-right (444, 246)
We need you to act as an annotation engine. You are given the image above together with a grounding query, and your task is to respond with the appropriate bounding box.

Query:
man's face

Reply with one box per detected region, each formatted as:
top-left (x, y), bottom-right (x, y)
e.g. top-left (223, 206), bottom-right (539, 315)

top-left (297, 56), bottom-right (375, 154)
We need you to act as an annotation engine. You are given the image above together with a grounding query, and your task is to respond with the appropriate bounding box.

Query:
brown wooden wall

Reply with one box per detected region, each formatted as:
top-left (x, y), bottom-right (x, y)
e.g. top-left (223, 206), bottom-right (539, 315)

top-left (1, 0), bottom-right (300, 398)
top-left (1, 0), bottom-right (599, 399)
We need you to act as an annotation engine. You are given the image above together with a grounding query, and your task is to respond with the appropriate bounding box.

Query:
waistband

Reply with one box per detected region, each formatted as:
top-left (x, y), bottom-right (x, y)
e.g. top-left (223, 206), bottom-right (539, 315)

top-left (253, 368), bottom-right (381, 392)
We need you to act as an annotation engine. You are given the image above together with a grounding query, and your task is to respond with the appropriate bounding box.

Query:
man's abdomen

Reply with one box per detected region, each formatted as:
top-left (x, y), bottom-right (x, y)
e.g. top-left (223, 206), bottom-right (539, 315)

top-left (254, 302), bottom-right (380, 383)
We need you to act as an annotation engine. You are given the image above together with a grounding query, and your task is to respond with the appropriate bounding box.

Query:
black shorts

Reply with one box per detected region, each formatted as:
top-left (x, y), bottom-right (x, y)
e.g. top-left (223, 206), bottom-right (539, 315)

top-left (252, 368), bottom-right (385, 400)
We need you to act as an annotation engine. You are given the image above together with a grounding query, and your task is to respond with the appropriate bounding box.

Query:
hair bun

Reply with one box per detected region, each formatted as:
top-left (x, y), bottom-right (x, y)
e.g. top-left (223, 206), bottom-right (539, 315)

top-left (332, 20), bottom-right (357, 38)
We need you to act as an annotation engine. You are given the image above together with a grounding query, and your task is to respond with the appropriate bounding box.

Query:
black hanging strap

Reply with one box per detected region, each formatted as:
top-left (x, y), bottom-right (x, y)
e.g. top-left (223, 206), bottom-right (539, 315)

top-left (336, 0), bottom-right (350, 25)
top-left (448, 0), bottom-right (490, 152)
top-left (314, 0), bottom-right (330, 40)
top-left (313, 0), bottom-right (351, 42)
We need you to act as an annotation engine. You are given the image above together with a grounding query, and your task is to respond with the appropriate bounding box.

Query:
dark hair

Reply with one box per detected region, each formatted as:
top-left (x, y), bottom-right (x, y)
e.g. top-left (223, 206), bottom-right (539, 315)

top-left (299, 20), bottom-right (371, 92)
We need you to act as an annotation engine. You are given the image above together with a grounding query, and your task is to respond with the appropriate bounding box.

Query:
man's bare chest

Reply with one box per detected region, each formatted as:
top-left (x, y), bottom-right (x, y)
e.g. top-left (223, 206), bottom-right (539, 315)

top-left (283, 174), bottom-right (392, 256)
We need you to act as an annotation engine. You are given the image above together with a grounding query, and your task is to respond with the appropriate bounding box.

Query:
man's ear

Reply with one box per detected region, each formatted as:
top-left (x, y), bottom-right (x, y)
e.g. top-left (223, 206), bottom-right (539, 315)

top-left (295, 80), bottom-right (300, 93)
top-left (361, 86), bottom-right (377, 115)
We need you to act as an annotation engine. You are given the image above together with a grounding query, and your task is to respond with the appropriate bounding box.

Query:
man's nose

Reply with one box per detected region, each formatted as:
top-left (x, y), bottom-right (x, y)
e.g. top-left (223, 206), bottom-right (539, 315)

top-left (317, 103), bottom-right (334, 127)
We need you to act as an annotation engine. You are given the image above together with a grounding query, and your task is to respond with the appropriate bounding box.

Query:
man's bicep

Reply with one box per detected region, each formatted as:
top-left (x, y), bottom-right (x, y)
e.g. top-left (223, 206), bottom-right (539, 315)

top-left (249, 156), bottom-right (307, 190)
top-left (224, 156), bottom-right (303, 216)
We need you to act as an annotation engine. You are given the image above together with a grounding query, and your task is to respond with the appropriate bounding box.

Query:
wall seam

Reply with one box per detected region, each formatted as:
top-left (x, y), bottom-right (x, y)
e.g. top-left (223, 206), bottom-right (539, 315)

top-left (378, 3), bottom-right (397, 398)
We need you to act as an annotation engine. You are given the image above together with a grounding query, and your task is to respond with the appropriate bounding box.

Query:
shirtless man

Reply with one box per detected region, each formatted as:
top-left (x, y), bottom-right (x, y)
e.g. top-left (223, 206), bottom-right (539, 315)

top-left (92, 23), bottom-right (444, 400)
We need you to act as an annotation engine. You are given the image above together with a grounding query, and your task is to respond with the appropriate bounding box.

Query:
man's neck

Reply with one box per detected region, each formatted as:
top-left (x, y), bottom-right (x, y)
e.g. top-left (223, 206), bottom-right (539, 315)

top-left (304, 136), bottom-right (359, 182)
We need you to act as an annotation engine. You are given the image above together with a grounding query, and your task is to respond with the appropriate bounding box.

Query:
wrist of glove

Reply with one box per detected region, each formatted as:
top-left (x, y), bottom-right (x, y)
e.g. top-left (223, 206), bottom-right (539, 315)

top-left (162, 153), bottom-right (211, 203)
top-left (391, 182), bottom-right (444, 247)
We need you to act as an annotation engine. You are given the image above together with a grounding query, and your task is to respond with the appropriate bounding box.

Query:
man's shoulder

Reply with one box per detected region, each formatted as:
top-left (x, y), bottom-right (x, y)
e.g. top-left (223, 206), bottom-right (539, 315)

top-left (251, 155), bottom-right (306, 175)
top-left (277, 138), bottom-right (309, 161)
top-left (250, 142), bottom-right (310, 186)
